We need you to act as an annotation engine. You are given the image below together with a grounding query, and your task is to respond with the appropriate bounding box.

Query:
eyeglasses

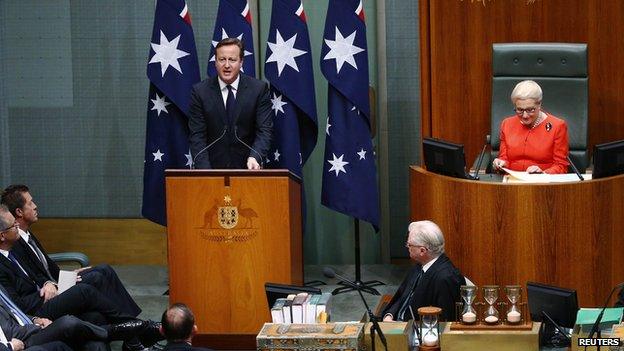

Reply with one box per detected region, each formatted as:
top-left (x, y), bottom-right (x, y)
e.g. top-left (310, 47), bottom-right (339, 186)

top-left (0, 222), bottom-right (18, 234)
top-left (405, 242), bottom-right (428, 250)
top-left (514, 106), bottom-right (539, 115)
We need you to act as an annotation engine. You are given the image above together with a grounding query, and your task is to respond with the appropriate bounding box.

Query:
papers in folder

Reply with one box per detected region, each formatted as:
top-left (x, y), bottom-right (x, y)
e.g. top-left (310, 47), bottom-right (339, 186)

top-left (502, 168), bottom-right (592, 183)
top-left (57, 270), bottom-right (77, 294)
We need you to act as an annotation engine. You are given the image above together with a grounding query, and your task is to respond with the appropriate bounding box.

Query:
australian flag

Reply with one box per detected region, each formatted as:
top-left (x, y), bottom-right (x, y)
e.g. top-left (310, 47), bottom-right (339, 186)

top-left (320, 0), bottom-right (380, 231)
top-left (264, 0), bottom-right (317, 177)
top-left (142, 0), bottom-right (200, 225)
top-left (207, 0), bottom-right (255, 77)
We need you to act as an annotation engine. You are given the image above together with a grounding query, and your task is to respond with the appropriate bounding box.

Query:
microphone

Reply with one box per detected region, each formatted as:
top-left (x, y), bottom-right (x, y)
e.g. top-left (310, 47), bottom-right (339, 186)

top-left (323, 267), bottom-right (387, 351)
top-left (472, 134), bottom-right (491, 180)
top-left (192, 126), bottom-right (228, 169)
top-left (234, 126), bottom-right (264, 169)
top-left (567, 155), bottom-right (584, 181)
top-left (587, 281), bottom-right (624, 344)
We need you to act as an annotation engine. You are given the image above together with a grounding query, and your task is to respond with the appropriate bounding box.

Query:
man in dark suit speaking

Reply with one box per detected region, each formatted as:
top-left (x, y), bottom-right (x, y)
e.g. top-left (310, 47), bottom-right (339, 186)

top-left (189, 37), bottom-right (272, 169)
top-left (383, 220), bottom-right (465, 322)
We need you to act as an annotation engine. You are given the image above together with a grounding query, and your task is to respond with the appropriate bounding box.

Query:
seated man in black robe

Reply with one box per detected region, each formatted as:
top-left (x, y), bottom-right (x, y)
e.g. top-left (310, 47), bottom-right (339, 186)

top-left (383, 220), bottom-right (465, 322)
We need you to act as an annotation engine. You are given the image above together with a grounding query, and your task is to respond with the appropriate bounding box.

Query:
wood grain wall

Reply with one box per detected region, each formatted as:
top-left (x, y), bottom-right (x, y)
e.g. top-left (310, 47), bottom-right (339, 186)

top-left (420, 0), bottom-right (624, 162)
top-left (34, 219), bottom-right (167, 265)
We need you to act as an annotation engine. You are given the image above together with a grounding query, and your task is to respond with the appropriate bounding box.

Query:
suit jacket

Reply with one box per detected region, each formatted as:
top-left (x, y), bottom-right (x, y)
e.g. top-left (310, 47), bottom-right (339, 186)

top-left (188, 74), bottom-right (272, 169)
top-left (383, 254), bottom-right (465, 321)
top-left (161, 342), bottom-right (213, 351)
top-left (0, 252), bottom-right (50, 315)
top-left (13, 234), bottom-right (60, 281)
top-left (0, 285), bottom-right (40, 341)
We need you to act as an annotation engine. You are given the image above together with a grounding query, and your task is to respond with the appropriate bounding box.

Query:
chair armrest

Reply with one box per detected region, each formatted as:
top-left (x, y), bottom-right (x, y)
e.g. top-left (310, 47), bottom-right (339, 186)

top-left (48, 252), bottom-right (90, 267)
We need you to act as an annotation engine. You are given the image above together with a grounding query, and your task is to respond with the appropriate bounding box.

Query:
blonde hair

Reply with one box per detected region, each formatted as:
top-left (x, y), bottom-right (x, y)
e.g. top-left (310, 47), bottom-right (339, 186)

top-left (510, 80), bottom-right (543, 103)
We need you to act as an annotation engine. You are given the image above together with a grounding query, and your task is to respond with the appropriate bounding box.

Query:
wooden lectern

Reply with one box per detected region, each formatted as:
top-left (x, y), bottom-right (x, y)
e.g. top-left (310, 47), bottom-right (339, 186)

top-left (165, 170), bottom-right (303, 349)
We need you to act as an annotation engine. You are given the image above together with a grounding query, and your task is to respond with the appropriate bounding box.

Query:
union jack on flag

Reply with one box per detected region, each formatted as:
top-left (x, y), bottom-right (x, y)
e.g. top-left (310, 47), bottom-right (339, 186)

top-left (207, 0), bottom-right (255, 77)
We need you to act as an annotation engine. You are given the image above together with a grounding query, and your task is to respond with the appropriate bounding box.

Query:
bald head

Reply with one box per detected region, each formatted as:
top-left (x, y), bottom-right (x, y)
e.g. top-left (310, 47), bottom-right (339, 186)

top-left (161, 303), bottom-right (196, 342)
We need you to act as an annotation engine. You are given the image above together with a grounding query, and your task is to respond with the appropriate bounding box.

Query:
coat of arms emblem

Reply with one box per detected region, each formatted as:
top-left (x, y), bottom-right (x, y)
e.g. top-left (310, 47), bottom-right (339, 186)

top-left (218, 195), bottom-right (238, 229)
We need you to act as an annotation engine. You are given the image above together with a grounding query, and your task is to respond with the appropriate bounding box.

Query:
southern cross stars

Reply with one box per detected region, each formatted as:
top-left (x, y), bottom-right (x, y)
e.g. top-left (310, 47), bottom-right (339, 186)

top-left (185, 151), bottom-right (193, 168)
top-left (150, 93), bottom-right (170, 116)
top-left (209, 28), bottom-right (253, 66)
top-left (357, 148), bottom-right (367, 160)
top-left (266, 29), bottom-right (307, 76)
top-left (327, 153), bottom-right (349, 176)
top-left (152, 149), bottom-right (164, 162)
top-left (149, 31), bottom-right (190, 77)
top-left (271, 93), bottom-right (288, 116)
top-left (323, 26), bottom-right (365, 73)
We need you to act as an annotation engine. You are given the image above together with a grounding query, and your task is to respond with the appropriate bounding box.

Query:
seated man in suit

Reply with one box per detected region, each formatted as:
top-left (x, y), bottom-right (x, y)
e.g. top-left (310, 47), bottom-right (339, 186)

top-left (0, 283), bottom-right (107, 350)
top-left (1, 185), bottom-right (141, 318)
top-left (0, 205), bottom-right (161, 351)
top-left (383, 220), bottom-right (465, 321)
top-left (158, 303), bottom-right (212, 351)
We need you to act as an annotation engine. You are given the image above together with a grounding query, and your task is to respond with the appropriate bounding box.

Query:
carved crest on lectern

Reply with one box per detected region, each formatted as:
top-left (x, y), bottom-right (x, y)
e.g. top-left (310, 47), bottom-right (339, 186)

top-left (218, 195), bottom-right (238, 229)
top-left (196, 195), bottom-right (258, 243)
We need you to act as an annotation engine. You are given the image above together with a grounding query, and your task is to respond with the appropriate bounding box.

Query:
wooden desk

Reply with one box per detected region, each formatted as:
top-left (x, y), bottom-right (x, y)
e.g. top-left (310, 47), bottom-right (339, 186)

top-left (410, 166), bottom-right (624, 307)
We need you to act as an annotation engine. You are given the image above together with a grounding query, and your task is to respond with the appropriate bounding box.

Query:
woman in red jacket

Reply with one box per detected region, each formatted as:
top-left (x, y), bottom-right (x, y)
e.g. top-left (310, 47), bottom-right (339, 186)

top-left (492, 80), bottom-right (569, 174)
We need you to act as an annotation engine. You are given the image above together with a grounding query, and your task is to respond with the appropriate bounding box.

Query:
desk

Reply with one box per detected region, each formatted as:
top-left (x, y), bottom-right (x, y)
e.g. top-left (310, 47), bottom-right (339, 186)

top-left (409, 166), bottom-right (624, 307)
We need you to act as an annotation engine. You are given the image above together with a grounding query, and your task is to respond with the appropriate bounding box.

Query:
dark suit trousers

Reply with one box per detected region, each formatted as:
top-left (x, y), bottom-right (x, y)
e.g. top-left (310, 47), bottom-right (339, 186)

top-left (79, 265), bottom-right (141, 317)
top-left (25, 341), bottom-right (72, 351)
top-left (35, 284), bottom-right (133, 324)
top-left (25, 315), bottom-right (107, 348)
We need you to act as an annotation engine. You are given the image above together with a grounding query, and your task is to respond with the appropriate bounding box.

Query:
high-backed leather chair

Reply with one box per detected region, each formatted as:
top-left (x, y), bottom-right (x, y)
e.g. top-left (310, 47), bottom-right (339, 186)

top-left (488, 43), bottom-right (589, 172)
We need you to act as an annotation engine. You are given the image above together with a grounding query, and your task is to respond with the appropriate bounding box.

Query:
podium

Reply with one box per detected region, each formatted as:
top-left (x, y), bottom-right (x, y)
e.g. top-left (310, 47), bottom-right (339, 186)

top-left (410, 166), bottom-right (624, 307)
top-left (165, 170), bottom-right (303, 349)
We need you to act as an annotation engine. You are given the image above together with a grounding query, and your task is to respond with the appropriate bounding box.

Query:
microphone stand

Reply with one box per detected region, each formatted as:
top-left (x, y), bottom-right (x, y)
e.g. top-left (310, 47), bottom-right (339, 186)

top-left (567, 155), bottom-right (584, 181)
top-left (586, 283), bottom-right (624, 351)
top-left (334, 274), bottom-right (388, 351)
top-left (541, 311), bottom-right (571, 347)
top-left (472, 135), bottom-right (490, 180)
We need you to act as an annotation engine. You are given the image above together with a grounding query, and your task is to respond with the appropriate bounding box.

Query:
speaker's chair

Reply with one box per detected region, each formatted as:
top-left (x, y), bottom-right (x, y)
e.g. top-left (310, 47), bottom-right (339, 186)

top-left (485, 43), bottom-right (588, 173)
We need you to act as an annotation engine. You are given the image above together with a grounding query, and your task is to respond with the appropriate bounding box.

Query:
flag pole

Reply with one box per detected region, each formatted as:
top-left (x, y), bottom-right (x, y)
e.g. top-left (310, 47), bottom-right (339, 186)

top-left (331, 218), bottom-right (385, 295)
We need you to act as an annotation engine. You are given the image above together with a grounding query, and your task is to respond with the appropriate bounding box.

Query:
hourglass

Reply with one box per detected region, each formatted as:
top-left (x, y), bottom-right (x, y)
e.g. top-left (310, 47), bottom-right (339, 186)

top-left (505, 285), bottom-right (522, 324)
top-left (459, 285), bottom-right (477, 324)
top-left (417, 306), bottom-right (442, 351)
top-left (482, 285), bottom-right (500, 324)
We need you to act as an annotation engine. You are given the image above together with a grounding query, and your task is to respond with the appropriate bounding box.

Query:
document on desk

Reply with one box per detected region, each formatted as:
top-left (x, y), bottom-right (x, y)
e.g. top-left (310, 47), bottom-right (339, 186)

top-left (58, 270), bottom-right (78, 294)
top-left (502, 168), bottom-right (551, 183)
top-left (502, 168), bottom-right (590, 183)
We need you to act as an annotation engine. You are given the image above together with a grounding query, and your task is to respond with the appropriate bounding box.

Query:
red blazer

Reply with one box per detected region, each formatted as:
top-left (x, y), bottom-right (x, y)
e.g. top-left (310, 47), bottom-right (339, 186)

top-left (498, 113), bottom-right (569, 174)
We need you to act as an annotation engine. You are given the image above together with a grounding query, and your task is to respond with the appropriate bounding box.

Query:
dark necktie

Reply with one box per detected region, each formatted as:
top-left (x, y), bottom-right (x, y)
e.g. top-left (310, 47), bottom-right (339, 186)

top-left (0, 287), bottom-right (32, 325)
top-left (397, 270), bottom-right (423, 321)
top-left (225, 84), bottom-right (236, 125)
top-left (27, 237), bottom-right (51, 277)
top-left (8, 252), bottom-right (37, 287)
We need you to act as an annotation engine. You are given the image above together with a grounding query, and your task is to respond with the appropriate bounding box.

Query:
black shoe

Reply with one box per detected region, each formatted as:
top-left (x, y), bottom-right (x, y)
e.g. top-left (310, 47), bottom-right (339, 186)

top-left (122, 339), bottom-right (149, 351)
top-left (109, 320), bottom-right (148, 341)
top-left (139, 321), bottom-right (164, 347)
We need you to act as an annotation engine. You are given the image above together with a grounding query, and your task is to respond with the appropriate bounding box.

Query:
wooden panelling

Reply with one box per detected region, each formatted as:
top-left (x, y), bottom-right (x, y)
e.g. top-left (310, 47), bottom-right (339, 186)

top-left (420, 0), bottom-right (624, 162)
top-left (410, 166), bottom-right (624, 307)
top-left (166, 172), bottom-right (302, 342)
top-left (34, 219), bottom-right (166, 265)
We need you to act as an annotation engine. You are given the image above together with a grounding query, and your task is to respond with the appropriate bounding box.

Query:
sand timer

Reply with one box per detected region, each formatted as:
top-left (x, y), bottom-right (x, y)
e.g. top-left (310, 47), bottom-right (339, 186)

top-left (417, 306), bottom-right (442, 351)
top-left (482, 285), bottom-right (500, 324)
top-left (460, 285), bottom-right (477, 324)
top-left (505, 285), bottom-right (522, 324)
